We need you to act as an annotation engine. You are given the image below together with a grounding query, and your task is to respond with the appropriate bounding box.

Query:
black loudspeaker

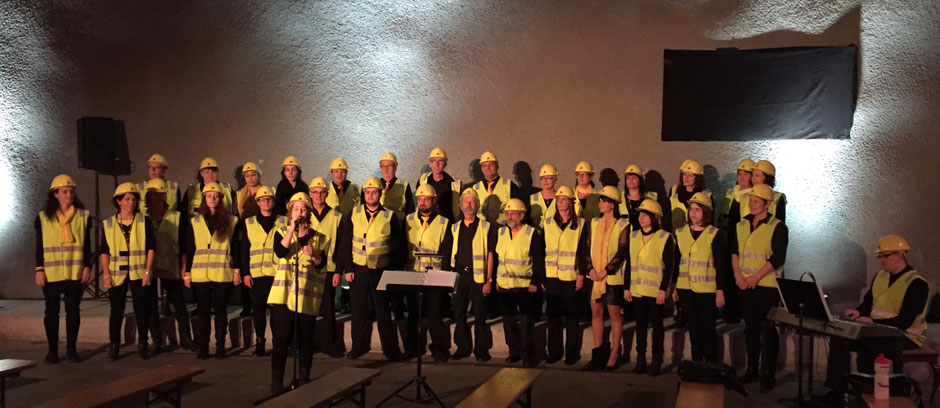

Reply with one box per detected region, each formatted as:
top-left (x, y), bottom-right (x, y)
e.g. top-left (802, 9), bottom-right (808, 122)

top-left (77, 117), bottom-right (132, 175)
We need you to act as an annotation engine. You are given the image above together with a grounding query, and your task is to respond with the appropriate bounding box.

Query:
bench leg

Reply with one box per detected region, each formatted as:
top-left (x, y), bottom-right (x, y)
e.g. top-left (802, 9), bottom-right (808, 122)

top-left (146, 380), bottom-right (185, 408)
top-left (2, 376), bottom-right (6, 408)
top-left (515, 386), bottom-right (532, 408)
top-left (331, 384), bottom-right (367, 408)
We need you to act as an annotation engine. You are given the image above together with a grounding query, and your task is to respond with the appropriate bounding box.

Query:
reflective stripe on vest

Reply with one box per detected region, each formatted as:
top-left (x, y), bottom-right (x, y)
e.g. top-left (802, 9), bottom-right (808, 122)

top-left (190, 214), bottom-right (236, 282)
top-left (406, 213), bottom-right (450, 271)
top-left (542, 217), bottom-right (583, 281)
top-left (350, 205), bottom-right (392, 269)
top-left (152, 211), bottom-right (181, 279)
top-left (309, 209), bottom-right (342, 273)
top-left (735, 216), bottom-right (783, 288)
top-left (267, 234), bottom-right (328, 316)
top-left (676, 225), bottom-right (718, 293)
top-left (39, 209), bottom-right (89, 282)
top-left (186, 183), bottom-right (234, 216)
top-left (591, 217), bottom-right (631, 286)
top-left (103, 213), bottom-right (148, 286)
top-left (245, 215), bottom-right (287, 278)
top-left (629, 229), bottom-right (671, 298)
top-left (871, 269), bottom-right (929, 346)
top-left (380, 179), bottom-right (410, 220)
top-left (450, 219), bottom-right (490, 283)
top-left (669, 185), bottom-right (713, 231)
top-left (473, 178), bottom-right (512, 225)
top-left (495, 225), bottom-right (535, 289)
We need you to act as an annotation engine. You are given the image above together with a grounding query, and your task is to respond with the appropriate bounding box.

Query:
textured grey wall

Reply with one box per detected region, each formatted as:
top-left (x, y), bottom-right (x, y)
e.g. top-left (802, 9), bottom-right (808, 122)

top-left (1, 1), bottom-right (938, 306)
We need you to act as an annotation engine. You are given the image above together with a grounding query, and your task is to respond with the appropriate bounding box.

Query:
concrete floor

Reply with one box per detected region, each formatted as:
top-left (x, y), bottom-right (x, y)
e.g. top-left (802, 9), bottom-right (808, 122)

top-left (0, 340), bottom-right (802, 408)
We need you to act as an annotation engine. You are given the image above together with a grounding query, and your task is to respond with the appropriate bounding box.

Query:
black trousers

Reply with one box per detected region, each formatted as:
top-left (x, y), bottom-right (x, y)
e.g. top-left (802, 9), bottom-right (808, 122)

top-left (677, 289), bottom-right (718, 363)
top-left (154, 278), bottom-right (187, 343)
top-left (499, 288), bottom-right (536, 363)
top-left (421, 288), bottom-right (451, 358)
top-left (633, 296), bottom-right (665, 357)
top-left (318, 273), bottom-right (344, 354)
top-left (108, 279), bottom-right (153, 344)
top-left (452, 268), bottom-right (492, 357)
top-left (192, 282), bottom-right (232, 351)
top-left (545, 278), bottom-right (581, 360)
top-left (401, 291), bottom-right (420, 356)
top-left (270, 304), bottom-right (317, 372)
top-left (350, 268), bottom-right (401, 357)
top-left (42, 280), bottom-right (83, 350)
top-left (241, 283), bottom-right (252, 314)
top-left (739, 286), bottom-right (779, 375)
top-left (825, 335), bottom-right (918, 392)
top-left (250, 276), bottom-right (274, 340)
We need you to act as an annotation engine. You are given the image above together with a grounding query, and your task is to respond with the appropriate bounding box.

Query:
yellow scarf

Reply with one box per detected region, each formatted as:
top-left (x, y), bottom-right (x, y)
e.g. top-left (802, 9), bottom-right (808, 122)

top-left (577, 185), bottom-right (593, 199)
top-left (56, 205), bottom-right (76, 243)
top-left (590, 216), bottom-right (616, 301)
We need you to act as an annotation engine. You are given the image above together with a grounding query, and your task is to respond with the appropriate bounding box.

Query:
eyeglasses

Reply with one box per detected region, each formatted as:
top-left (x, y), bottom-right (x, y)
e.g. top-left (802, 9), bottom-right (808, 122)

top-left (876, 252), bottom-right (897, 259)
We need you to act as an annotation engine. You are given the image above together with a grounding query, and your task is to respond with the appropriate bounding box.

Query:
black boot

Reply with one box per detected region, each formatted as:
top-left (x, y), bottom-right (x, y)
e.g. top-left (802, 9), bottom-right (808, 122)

top-left (254, 338), bottom-right (266, 357)
top-left (152, 340), bottom-right (163, 355)
top-left (634, 354), bottom-right (648, 374)
top-left (177, 317), bottom-right (195, 351)
top-left (66, 346), bottom-right (80, 363)
top-left (582, 347), bottom-right (600, 371)
top-left (271, 369), bottom-right (285, 396)
top-left (215, 343), bottom-right (226, 359)
top-left (300, 367), bottom-right (311, 384)
top-left (108, 342), bottom-right (120, 360)
top-left (45, 345), bottom-right (59, 364)
top-left (138, 341), bottom-right (150, 359)
top-left (740, 367), bottom-right (760, 383)
top-left (649, 354), bottom-right (663, 377)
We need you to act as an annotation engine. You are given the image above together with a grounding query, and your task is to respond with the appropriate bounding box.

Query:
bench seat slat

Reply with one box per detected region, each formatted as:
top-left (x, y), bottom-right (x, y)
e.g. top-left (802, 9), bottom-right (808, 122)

top-left (457, 368), bottom-right (542, 408)
top-left (36, 365), bottom-right (204, 408)
top-left (0, 359), bottom-right (37, 377)
top-left (260, 367), bottom-right (381, 408)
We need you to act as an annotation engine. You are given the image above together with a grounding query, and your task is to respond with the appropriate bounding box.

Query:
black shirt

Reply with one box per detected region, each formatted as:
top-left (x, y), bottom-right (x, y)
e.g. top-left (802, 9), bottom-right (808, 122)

top-left (441, 217), bottom-right (498, 273)
top-left (274, 178), bottom-right (310, 217)
top-left (856, 266), bottom-right (929, 331)
top-left (729, 213), bottom-right (789, 269)
top-left (418, 171), bottom-right (456, 222)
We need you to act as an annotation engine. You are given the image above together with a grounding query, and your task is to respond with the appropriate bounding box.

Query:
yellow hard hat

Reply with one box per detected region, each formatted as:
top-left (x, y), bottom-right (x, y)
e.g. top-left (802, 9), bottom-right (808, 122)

top-left (623, 164), bottom-right (644, 178)
top-left (555, 185), bottom-right (574, 198)
top-left (282, 155), bottom-right (300, 168)
top-left (49, 174), bottom-right (76, 190)
top-left (308, 177), bottom-right (328, 191)
top-left (460, 187), bottom-right (478, 199)
top-left (199, 157), bottom-right (219, 169)
top-left (362, 177), bottom-right (383, 191)
top-left (638, 198), bottom-right (663, 217)
top-left (113, 182), bottom-right (138, 198)
top-left (254, 186), bottom-right (275, 200)
top-left (688, 192), bottom-right (713, 210)
top-left (599, 186), bottom-right (621, 203)
top-left (479, 151), bottom-right (498, 163)
top-left (147, 154), bottom-right (168, 168)
top-left (329, 157), bottom-right (348, 170)
top-left (539, 164), bottom-right (558, 178)
top-left (749, 184), bottom-right (774, 201)
top-left (575, 161), bottom-right (594, 174)
top-left (737, 159), bottom-right (756, 172)
top-left (680, 159), bottom-right (704, 175)
top-left (504, 198), bottom-right (526, 212)
top-left (429, 148), bottom-right (447, 160)
top-left (202, 182), bottom-right (222, 195)
top-left (242, 161), bottom-right (262, 175)
top-left (287, 192), bottom-right (312, 210)
top-left (877, 234), bottom-right (911, 254)
top-left (380, 152), bottom-right (398, 164)
top-left (145, 178), bottom-right (167, 193)
top-left (754, 160), bottom-right (776, 176)
top-left (415, 184), bottom-right (437, 198)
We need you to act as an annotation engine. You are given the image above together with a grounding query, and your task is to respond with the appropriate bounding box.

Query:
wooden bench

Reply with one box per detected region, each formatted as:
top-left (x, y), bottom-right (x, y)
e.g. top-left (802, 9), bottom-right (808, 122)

top-left (903, 346), bottom-right (939, 407)
top-left (259, 367), bottom-right (381, 408)
top-left (675, 382), bottom-right (724, 408)
top-left (457, 368), bottom-right (542, 408)
top-left (36, 364), bottom-right (204, 408)
top-left (0, 359), bottom-right (36, 408)
top-left (862, 393), bottom-right (918, 408)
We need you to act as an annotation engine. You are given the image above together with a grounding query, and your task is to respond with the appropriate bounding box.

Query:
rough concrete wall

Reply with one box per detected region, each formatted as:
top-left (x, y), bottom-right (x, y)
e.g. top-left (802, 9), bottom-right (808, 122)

top-left (1, 1), bottom-right (938, 305)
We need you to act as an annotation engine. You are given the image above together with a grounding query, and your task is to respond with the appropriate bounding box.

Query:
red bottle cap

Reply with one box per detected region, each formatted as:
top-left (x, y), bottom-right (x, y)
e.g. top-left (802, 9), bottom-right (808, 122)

top-left (875, 353), bottom-right (891, 364)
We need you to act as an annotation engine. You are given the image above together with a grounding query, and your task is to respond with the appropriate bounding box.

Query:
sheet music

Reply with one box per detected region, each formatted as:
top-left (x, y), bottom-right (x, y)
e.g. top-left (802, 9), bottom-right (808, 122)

top-left (378, 270), bottom-right (458, 291)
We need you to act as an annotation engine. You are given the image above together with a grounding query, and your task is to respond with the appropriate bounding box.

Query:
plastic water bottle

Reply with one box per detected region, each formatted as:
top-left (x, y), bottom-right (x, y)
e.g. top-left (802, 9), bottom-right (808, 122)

top-left (874, 353), bottom-right (891, 400)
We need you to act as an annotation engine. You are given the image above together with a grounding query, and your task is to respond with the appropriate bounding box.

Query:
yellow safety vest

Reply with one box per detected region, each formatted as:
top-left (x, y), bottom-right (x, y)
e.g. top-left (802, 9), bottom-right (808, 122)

top-left (619, 191), bottom-right (658, 218)
top-left (350, 205), bottom-right (393, 269)
top-left (380, 179), bottom-right (410, 220)
top-left (245, 215), bottom-right (287, 278)
top-left (450, 218), bottom-right (490, 284)
top-left (189, 214), bottom-right (237, 283)
top-left (591, 217), bottom-right (631, 286)
top-left (473, 178), bottom-right (512, 225)
top-left (669, 185), bottom-right (713, 231)
top-left (326, 182), bottom-right (360, 218)
top-left (419, 172), bottom-right (462, 219)
top-left (137, 179), bottom-right (179, 214)
top-left (739, 189), bottom-right (786, 218)
top-left (720, 185), bottom-right (747, 220)
top-left (405, 213), bottom-right (450, 271)
top-left (310, 208), bottom-right (343, 273)
top-left (152, 211), bottom-right (181, 280)
top-left (577, 190), bottom-right (601, 221)
top-left (735, 216), bottom-right (783, 288)
top-left (267, 233), bottom-right (328, 316)
top-left (629, 229), bottom-right (672, 298)
top-left (676, 225), bottom-right (718, 293)
top-left (186, 183), bottom-right (234, 216)
top-left (495, 225), bottom-right (536, 289)
top-left (103, 214), bottom-right (148, 286)
top-left (871, 269), bottom-right (929, 346)
top-left (38, 209), bottom-right (89, 282)
top-left (542, 217), bottom-right (583, 281)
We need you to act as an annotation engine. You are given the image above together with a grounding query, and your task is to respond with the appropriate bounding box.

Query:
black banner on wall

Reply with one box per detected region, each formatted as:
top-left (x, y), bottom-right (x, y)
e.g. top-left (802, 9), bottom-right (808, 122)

top-left (661, 45), bottom-right (857, 141)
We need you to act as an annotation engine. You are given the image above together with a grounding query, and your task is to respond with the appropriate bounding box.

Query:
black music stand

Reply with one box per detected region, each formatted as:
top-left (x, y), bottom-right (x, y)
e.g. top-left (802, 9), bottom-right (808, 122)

top-left (776, 273), bottom-right (830, 407)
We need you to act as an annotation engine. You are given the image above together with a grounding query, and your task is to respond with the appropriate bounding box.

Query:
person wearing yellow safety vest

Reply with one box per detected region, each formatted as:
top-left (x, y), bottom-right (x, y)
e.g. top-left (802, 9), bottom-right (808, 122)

top-left (669, 159), bottom-right (713, 232)
top-left (439, 188), bottom-right (498, 362)
top-left (541, 186), bottom-right (589, 365)
top-left (403, 184), bottom-right (453, 361)
top-left (620, 164), bottom-right (658, 230)
top-left (343, 177), bottom-right (406, 361)
top-left (273, 156), bottom-right (309, 217)
top-left (825, 234), bottom-right (929, 396)
top-left (582, 186), bottom-right (630, 372)
top-left (236, 161), bottom-right (265, 219)
top-left (730, 184), bottom-right (788, 391)
top-left (747, 160), bottom-right (786, 222)
top-left (494, 198), bottom-right (545, 367)
top-left (136, 153), bottom-right (181, 215)
top-left (267, 192), bottom-right (331, 395)
top-left (359, 152), bottom-right (414, 221)
top-left (34, 174), bottom-right (92, 364)
top-left (719, 159), bottom-right (755, 230)
top-left (101, 183), bottom-right (157, 360)
top-left (143, 178), bottom-right (195, 352)
top-left (472, 151), bottom-right (520, 225)
top-left (528, 164), bottom-right (584, 226)
top-left (182, 182), bottom-right (242, 360)
top-left (326, 157), bottom-right (360, 219)
top-left (670, 192), bottom-right (728, 364)
top-left (416, 147), bottom-right (462, 223)
top-left (306, 176), bottom-right (349, 358)
top-left (232, 186), bottom-right (284, 357)
top-left (625, 199), bottom-right (677, 376)
top-left (181, 157), bottom-right (236, 220)
top-left (574, 161), bottom-right (601, 220)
